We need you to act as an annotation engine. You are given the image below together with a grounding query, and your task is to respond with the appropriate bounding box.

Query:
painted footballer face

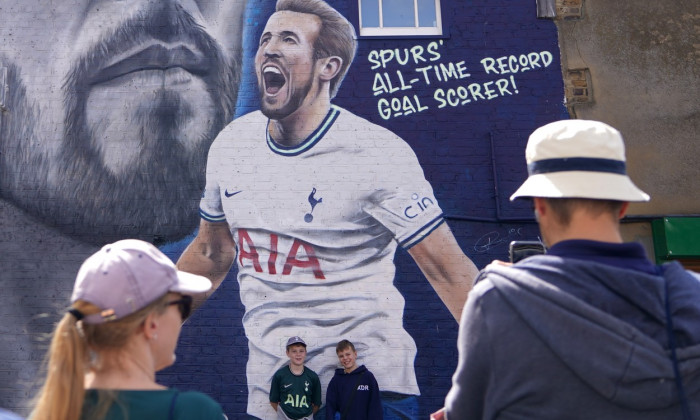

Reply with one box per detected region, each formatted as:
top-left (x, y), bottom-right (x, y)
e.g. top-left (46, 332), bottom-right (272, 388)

top-left (255, 11), bottom-right (322, 120)
top-left (286, 344), bottom-right (308, 368)
top-left (337, 347), bottom-right (358, 373)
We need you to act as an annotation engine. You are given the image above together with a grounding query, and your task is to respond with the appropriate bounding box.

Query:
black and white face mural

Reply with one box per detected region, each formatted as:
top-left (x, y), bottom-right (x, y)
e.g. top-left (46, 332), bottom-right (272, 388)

top-left (0, 0), bottom-right (246, 413)
top-left (0, 0), bottom-right (244, 243)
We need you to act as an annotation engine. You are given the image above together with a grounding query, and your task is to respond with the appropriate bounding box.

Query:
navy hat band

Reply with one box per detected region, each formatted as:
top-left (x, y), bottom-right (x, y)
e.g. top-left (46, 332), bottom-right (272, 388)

top-left (528, 157), bottom-right (626, 176)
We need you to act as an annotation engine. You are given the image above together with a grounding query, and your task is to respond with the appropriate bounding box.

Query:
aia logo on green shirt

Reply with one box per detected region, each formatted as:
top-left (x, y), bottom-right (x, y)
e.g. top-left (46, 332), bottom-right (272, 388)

top-left (284, 393), bottom-right (309, 408)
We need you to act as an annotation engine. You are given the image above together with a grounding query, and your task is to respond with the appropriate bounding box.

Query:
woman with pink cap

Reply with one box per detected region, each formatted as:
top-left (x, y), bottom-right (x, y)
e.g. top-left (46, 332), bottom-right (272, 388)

top-left (31, 239), bottom-right (225, 420)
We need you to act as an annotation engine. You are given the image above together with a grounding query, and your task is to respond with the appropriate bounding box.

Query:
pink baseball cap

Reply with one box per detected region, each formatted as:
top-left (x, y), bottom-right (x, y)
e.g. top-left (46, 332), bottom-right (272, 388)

top-left (71, 239), bottom-right (212, 324)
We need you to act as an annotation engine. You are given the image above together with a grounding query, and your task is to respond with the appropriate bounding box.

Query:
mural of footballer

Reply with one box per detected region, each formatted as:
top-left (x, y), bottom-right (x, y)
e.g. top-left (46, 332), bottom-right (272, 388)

top-left (0, 0), bottom-right (245, 412)
top-left (177, 0), bottom-right (479, 418)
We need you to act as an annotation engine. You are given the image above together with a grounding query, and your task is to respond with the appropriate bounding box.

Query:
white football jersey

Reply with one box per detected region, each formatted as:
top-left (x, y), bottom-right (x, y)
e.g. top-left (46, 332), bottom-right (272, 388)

top-left (201, 105), bottom-right (443, 419)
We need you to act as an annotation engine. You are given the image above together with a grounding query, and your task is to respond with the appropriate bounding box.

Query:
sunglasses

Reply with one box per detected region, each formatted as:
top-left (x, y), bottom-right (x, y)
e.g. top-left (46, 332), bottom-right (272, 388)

top-left (166, 295), bottom-right (193, 321)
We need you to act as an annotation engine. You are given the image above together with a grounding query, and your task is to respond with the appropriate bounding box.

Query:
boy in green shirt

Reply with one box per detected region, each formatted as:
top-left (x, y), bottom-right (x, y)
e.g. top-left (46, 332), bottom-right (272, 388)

top-left (270, 336), bottom-right (322, 419)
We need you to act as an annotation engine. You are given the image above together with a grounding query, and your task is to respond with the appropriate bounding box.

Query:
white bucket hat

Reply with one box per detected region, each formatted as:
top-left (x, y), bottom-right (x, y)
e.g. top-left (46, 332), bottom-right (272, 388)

top-left (510, 120), bottom-right (650, 202)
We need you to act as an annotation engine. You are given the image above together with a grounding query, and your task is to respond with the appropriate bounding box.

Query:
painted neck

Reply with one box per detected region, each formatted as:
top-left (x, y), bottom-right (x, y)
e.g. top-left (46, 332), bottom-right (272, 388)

top-left (269, 90), bottom-right (332, 147)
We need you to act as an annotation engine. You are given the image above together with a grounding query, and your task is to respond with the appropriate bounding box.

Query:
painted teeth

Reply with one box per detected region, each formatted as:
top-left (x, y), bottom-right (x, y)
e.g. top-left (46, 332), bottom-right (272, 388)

top-left (263, 66), bottom-right (281, 74)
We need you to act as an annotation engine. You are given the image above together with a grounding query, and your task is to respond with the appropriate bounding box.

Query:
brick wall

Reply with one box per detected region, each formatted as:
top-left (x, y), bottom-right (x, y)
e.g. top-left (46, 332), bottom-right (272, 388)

top-left (0, 0), bottom-right (566, 417)
top-left (160, 0), bottom-right (566, 418)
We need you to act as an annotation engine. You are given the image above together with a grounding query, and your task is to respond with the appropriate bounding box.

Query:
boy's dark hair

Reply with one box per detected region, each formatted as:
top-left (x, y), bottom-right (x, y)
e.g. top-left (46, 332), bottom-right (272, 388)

top-left (336, 339), bottom-right (355, 354)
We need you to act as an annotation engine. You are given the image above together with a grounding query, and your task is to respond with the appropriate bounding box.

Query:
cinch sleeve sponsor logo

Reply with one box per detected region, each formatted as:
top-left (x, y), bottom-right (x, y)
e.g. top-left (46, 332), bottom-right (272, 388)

top-left (403, 193), bottom-right (434, 219)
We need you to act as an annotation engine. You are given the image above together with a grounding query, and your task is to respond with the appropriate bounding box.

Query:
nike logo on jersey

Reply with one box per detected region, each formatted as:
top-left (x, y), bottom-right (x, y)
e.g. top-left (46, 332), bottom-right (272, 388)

top-left (225, 189), bottom-right (242, 198)
top-left (283, 384), bottom-right (292, 388)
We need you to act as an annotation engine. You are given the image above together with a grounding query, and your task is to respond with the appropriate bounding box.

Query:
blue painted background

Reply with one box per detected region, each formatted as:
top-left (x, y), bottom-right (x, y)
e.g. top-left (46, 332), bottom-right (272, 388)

top-left (159, 0), bottom-right (567, 418)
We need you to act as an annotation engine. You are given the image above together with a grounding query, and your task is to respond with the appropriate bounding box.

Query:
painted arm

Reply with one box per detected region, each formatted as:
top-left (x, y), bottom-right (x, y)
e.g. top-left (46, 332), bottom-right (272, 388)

top-left (176, 219), bottom-right (236, 311)
top-left (408, 222), bottom-right (479, 322)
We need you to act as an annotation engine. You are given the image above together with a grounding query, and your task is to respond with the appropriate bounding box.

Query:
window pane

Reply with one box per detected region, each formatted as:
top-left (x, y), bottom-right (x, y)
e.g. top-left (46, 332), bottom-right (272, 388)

top-left (360, 0), bottom-right (380, 27)
top-left (382, 0), bottom-right (415, 27)
top-left (417, 0), bottom-right (437, 27)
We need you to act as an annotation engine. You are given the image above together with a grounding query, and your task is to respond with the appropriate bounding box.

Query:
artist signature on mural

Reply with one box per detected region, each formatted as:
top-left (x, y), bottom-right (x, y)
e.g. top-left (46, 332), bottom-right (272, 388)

top-left (473, 228), bottom-right (525, 253)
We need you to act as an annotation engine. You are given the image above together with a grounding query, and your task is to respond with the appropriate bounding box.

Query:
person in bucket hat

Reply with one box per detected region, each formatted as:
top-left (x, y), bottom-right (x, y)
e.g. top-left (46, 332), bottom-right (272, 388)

top-left (510, 119), bottom-right (649, 202)
top-left (31, 239), bottom-right (226, 420)
top-left (433, 120), bottom-right (700, 420)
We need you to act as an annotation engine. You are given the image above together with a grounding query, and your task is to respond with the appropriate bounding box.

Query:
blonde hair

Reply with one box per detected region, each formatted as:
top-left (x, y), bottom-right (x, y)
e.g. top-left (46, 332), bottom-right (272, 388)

top-left (30, 295), bottom-right (170, 420)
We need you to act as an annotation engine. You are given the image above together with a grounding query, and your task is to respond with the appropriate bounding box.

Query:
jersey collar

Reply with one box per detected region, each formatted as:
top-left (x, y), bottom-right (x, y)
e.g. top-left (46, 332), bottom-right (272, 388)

top-left (266, 105), bottom-right (340, 156)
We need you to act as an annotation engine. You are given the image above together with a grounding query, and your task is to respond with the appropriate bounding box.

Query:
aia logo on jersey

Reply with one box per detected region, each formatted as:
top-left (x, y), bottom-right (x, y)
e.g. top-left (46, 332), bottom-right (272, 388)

top-left (304, 187), bottom-right (323, 223)
top-left (404, 193), bottom-right (434, 219)
top-left (284, 394), bottom-right (310, 408)
top-left (358, 385), bottom-right (369, 391)
top-left (237, 229), bottom-right (325, 279)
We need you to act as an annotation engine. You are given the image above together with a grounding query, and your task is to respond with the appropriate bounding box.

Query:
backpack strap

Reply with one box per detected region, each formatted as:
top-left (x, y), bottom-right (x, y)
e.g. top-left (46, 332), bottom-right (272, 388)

top-left (340, 371), bottom-right (365, 420)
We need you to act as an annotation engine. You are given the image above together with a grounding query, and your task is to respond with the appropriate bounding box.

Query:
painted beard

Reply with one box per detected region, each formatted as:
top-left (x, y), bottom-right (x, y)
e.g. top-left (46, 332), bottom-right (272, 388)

top-left (258, 60), bottom-right (315, 121)
top-left (0, 6), bottom-right (239, 245)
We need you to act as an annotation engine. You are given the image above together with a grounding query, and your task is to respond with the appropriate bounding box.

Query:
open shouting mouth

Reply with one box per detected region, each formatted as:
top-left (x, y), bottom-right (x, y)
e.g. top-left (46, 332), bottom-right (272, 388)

top-left (263, 64), bottom-right (287, 95)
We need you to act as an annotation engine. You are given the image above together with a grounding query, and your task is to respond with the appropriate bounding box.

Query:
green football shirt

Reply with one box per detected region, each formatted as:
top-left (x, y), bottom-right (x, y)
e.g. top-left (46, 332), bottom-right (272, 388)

top-left (269, 366), bottom-right (322, 419)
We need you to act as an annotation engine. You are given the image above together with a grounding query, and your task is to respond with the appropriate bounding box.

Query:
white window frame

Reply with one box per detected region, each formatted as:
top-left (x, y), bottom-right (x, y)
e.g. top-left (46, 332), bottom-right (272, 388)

top-left (358, 0), bottom-right (443, 36)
